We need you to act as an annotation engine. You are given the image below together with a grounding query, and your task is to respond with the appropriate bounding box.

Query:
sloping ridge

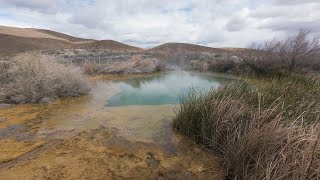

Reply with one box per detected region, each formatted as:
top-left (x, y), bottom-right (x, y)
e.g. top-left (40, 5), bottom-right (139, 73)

top-left (78, 40), bottom-right (143, 51)
top-left (150, 43), bottom-right (229, 54)
top-left (32, 29), bottom-right (95, 43)
top-left (0, 33), bottom-right (72, 55)
top-left (0, 26), bottom-right (142, 55)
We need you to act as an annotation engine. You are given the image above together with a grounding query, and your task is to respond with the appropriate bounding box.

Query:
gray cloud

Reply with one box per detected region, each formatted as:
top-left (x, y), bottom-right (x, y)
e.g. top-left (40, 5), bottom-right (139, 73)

top-left (273, 0), bottom-right (320, 5)
top-left (259, 19), bottom-right (320, 33)
top-left (0, 0), bottom-right (319, 47)
top-left (225, 17), bottom-right (247, 32)
top-left (0, 0), bottom-right (61, 9)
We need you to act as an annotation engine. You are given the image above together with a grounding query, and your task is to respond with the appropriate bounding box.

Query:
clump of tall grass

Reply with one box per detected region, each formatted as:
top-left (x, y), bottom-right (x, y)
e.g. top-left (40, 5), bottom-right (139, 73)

top-left (2, 52), bottom-right (91, 104)
top-left (174, 76), bottom-right (320, 179)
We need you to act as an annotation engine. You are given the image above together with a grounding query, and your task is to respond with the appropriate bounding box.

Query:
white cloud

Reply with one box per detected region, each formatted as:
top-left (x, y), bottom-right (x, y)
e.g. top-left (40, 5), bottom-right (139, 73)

top-left (0, 0), bottom-right (319, 48)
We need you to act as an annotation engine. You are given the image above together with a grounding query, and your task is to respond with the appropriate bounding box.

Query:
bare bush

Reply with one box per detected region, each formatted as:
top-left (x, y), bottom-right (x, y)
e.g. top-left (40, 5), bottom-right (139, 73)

top-left (4, 52), bottom-right (90, 104)
top-left (207, 59), bottom-right (236, 73)
top-left (190, 60), bottom-right (209, 71)
top-left (97, 55), bottom-right (161, 74)
top-left (83, 62), bottom-right (98, 75)
top-left (0, 61), bottom-right (11, 84)
top-left (237, 30), bottom-right (320, 76)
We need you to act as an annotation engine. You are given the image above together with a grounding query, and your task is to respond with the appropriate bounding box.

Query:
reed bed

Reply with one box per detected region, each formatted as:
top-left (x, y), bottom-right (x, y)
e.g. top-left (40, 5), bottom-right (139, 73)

top-left (174, 76), bottom-right (320, 179)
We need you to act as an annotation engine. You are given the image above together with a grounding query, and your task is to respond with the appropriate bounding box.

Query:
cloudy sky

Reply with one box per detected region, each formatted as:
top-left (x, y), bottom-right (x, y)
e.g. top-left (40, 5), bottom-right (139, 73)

top-left (0, 0), bottom-right (319, 48)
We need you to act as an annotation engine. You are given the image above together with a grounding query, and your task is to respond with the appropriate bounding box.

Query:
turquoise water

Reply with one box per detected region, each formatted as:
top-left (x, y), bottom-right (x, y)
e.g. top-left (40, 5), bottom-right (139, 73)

top-left (106, 71), bottom-right (237, 107)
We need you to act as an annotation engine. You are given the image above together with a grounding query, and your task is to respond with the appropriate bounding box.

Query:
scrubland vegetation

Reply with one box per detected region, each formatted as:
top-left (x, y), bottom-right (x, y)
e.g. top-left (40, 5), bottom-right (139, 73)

top-left (0, 52), bottom-right (90, 104)
top-left (1, 26), bottom-right (319, 179)
top-left (83, 55), bottom-right (165, 75)
top-left (203, 30), bottom-right (320, 77)
top-left (0, 51), bottom-right (165, 104)
top-left (174, 30), bottom-right (320, 179)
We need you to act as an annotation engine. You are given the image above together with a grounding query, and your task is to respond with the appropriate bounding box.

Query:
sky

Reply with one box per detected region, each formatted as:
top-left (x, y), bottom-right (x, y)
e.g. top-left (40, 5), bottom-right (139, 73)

top-left (0, 0), bottom-right (319, 48)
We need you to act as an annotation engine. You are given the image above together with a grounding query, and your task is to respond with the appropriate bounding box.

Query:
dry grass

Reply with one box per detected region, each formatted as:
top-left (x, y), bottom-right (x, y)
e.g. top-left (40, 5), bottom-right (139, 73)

top-left (2, 52), bottom-right (90, 104)
top-left (174, 76), bottom-right (320, 179)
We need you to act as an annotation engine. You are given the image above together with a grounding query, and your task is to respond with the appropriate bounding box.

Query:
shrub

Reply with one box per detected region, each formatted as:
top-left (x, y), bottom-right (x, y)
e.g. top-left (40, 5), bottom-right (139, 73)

top-left (174, 76), bottom-right (320, 179)
top-left (236, 30), bottom-right (320, 77)
top-left (83, 62), bottom-right (98, 75)
top-left (98, 55), bottom-right (160, 74)
top-left (3, 52), bottom-right (90, 104)
top-left (0, 61), bottom-right (11, 84)
top-left (207, 59), bottom-right (236, 73)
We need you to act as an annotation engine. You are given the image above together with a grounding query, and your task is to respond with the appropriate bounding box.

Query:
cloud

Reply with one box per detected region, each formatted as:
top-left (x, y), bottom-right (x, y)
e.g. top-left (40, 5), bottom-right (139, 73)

top-left (0, 0), bottom-right (319, 47)
top-left (249, 1), bottom-right (320, 34)
top-left (260, 19), bottom-right (320, 33)
top-left (0, 0), bottom-right (62, 9)
top-left (273, 0), bottom-right (320, 5)
top-left (225, 17), bottom-right (248, 32)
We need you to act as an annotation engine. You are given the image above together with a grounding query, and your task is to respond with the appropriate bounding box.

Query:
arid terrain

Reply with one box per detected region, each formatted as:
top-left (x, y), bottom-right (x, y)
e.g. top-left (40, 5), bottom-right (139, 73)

top-left (1, 25), bottom-right (319, 180)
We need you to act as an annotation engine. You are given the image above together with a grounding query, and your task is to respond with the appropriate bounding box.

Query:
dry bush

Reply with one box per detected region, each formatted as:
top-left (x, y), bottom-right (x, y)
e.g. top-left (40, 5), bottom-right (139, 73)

top-left (4, 52), bottom-right (90, 104)
top-left (98, 55), bottom-right (160, 74)
top-left (83, 62), bottom-right (98, 75)
top-left (237, 30), bottom-right (320, 76)
top-left (0, 61), bottom-right (11, 84)
top-left (174, 77), bottom-right (320, 179)
top-left (189, 60), bottom-right (208, 71)
top-left (207, 59), bottom-right (236, 73)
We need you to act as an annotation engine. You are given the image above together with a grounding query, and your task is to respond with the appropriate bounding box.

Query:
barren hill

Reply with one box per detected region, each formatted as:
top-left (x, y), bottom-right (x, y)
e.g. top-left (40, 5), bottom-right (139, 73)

top-left (0, 25), bottom-right (239, 57)
top-left (32, 29), bottom-right (94, 43)
top-left (0, 33), bottom-right (72, 55)
top-left (77, 40), bottom-right (143, 51)
top-left (0, 25), bottom-right (70, 42)
top-left (149, 43), bottom-right (230, 54)
top-left (0, 26), bottom-right (141, 55)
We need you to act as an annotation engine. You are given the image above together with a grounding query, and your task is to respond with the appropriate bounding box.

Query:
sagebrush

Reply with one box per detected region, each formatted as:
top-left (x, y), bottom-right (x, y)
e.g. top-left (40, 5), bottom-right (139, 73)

top-left (82, 55), bottom-right (163, 75)
top-left (2, 52), bottom-right (90, 103)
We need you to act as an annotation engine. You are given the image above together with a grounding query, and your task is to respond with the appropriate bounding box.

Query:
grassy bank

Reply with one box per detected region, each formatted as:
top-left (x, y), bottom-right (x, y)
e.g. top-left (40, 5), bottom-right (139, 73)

top-left (173, 75), bottom-right (320, 179)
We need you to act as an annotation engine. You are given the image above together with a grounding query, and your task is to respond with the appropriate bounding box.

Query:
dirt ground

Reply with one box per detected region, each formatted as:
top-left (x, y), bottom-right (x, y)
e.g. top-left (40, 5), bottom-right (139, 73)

top-left (0, 127), bottom-right (224, 180)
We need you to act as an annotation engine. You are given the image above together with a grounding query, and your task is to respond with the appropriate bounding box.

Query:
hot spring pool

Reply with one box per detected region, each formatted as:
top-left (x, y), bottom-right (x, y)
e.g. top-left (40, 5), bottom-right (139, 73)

top-left (106, 71), bottom-right (238, 107)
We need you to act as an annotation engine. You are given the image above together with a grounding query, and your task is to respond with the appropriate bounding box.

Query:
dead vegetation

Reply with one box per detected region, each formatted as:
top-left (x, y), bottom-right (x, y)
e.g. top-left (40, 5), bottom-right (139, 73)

top-left (201, 30), bottom-right (320, 77)
top-left (1, 52), bottom-right (90, 104)
top-left (0, 60), bottom-right (10, 83)
top-left (83, 55), bottom-right (164, 75)
top-left (174, 76), bottom-right (320, 179)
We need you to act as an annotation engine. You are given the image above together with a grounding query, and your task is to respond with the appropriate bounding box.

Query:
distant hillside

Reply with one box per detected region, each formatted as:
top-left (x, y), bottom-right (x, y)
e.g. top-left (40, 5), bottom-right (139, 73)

top-left (0, 33), bottom-right (72, 55)
top-left (0, 25), bottom-right (242, 56)
top-left (0, 26), bottom-right (142, 55)
top-left (77, 40), bottom-right (143, 51)
top-left (32, 29), bottom-right (95, 43)
top-left (149, 43), bottom-right (230, 54)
